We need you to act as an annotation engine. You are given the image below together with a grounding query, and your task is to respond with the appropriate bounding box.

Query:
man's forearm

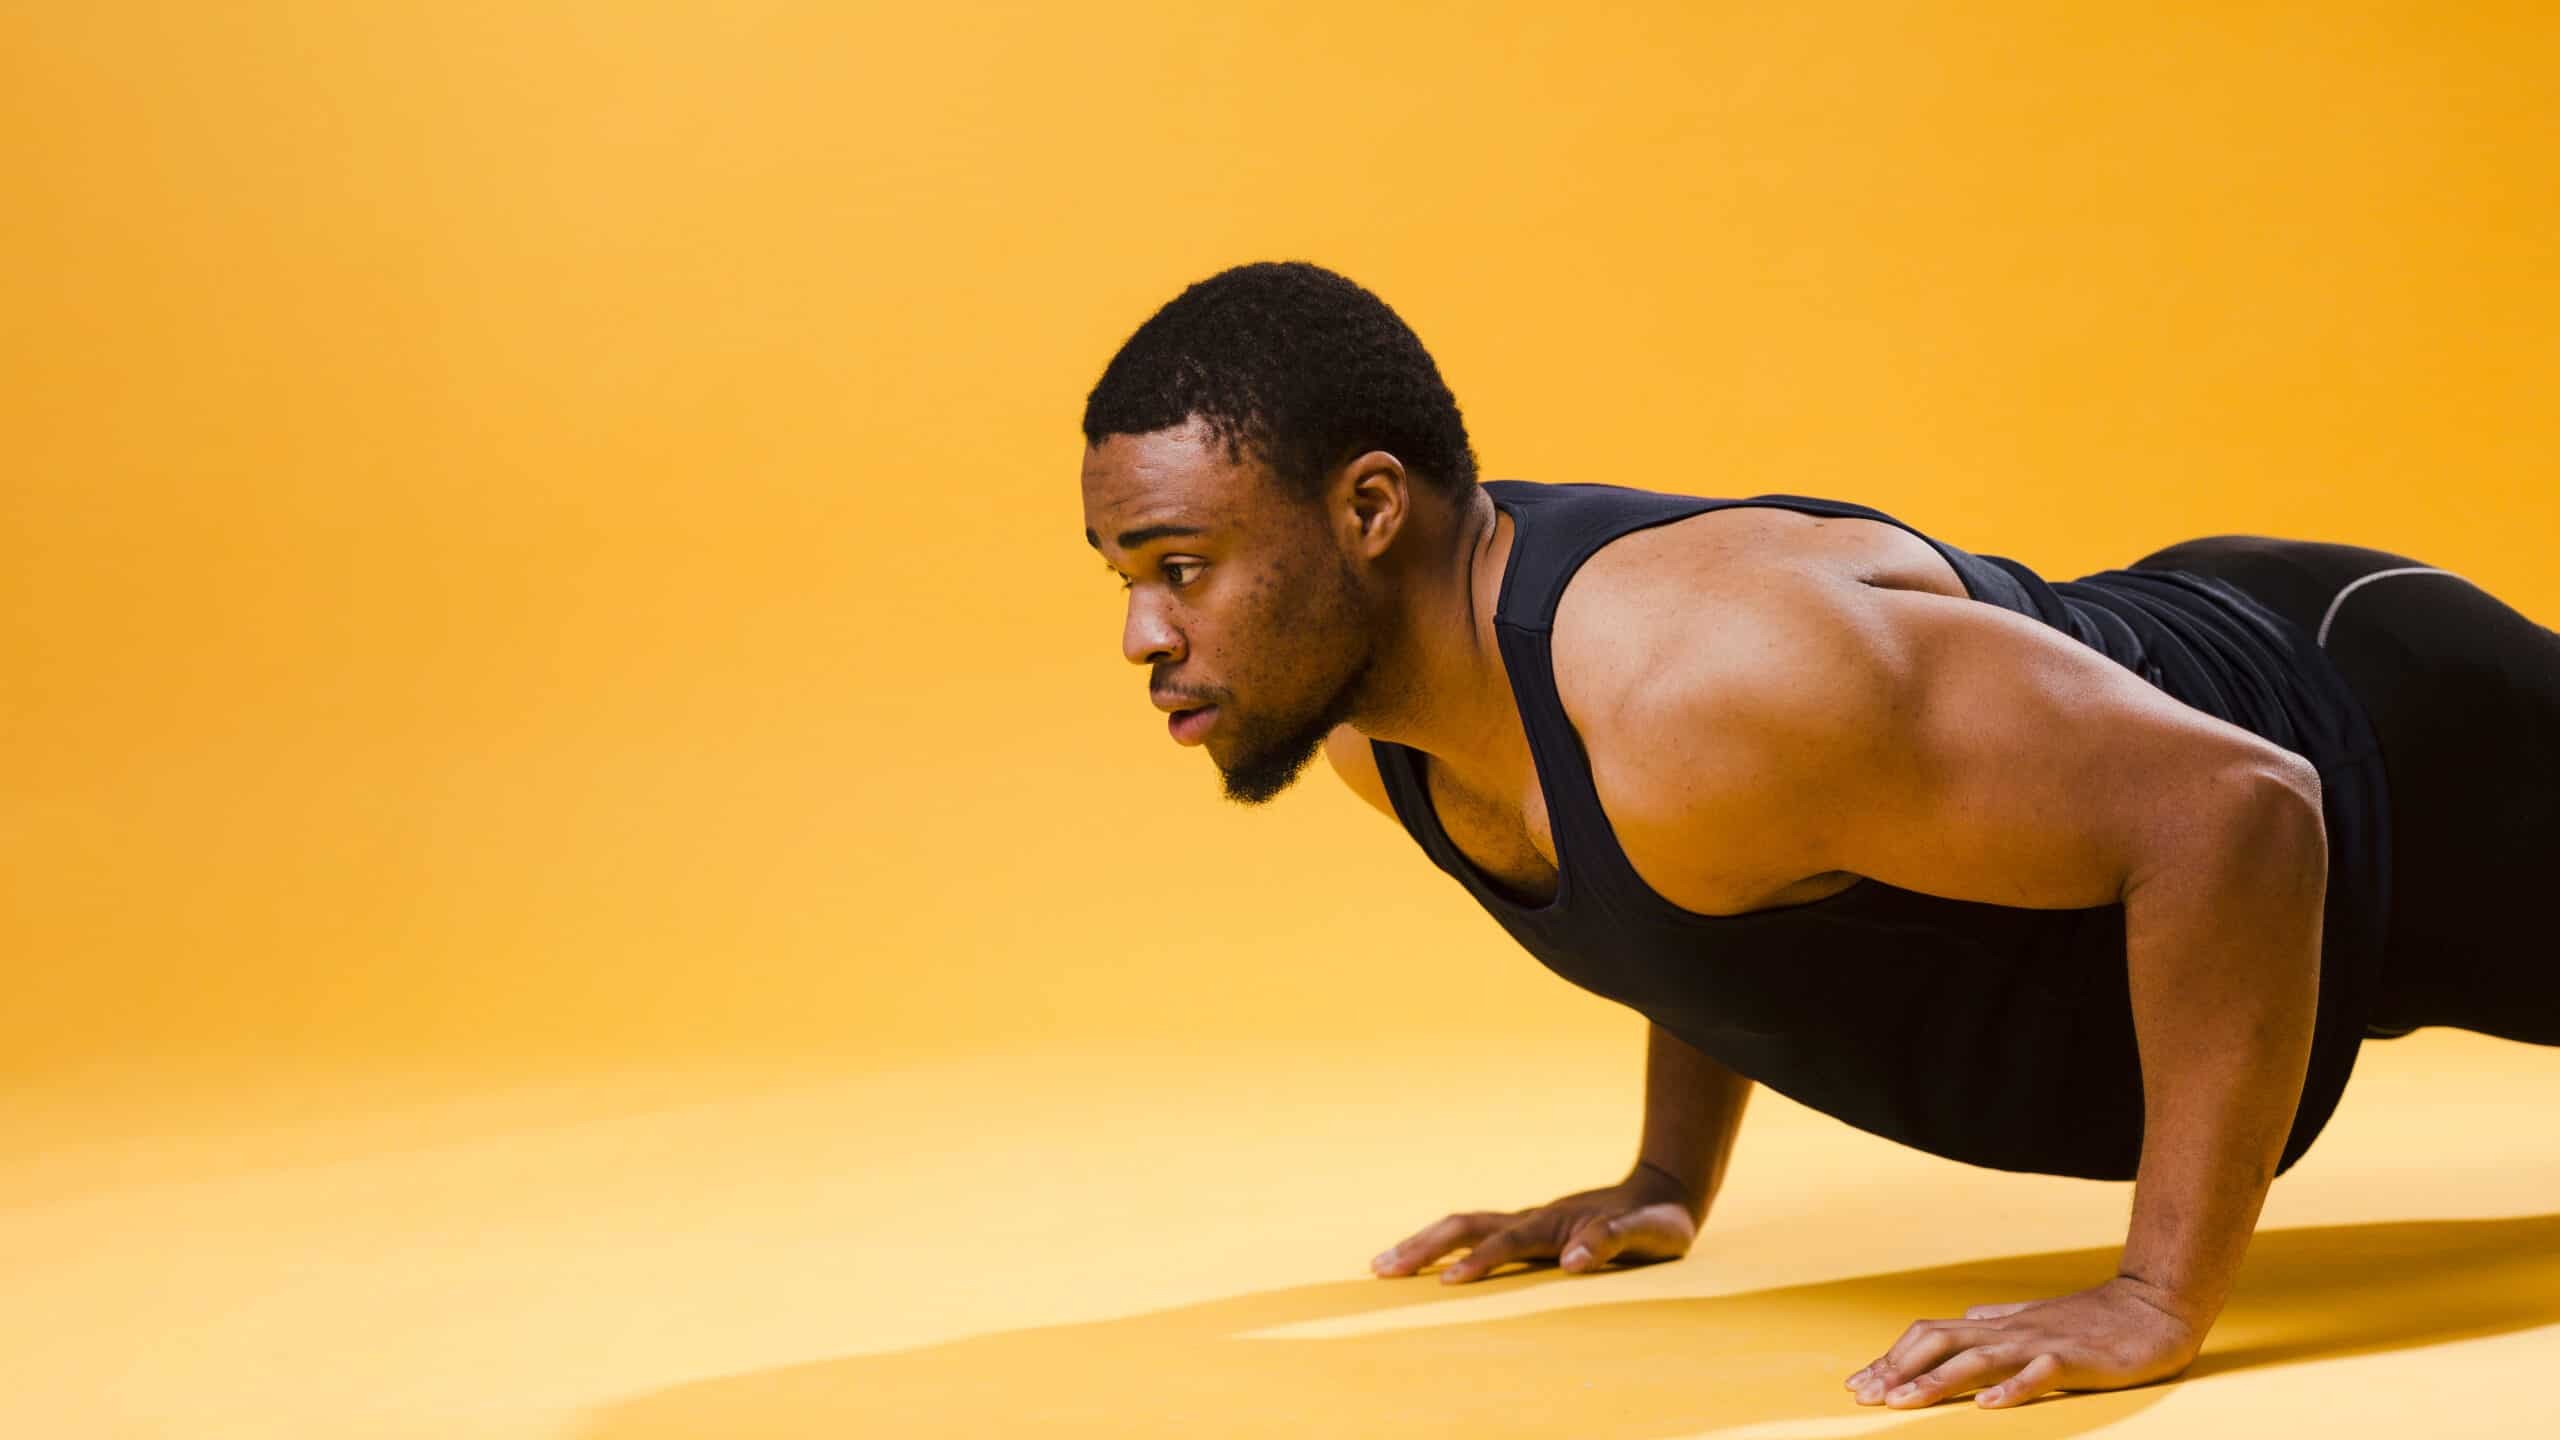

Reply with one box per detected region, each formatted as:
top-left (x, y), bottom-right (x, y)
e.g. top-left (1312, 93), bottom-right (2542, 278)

top-left (1634, 1020), bottom-right (1754, 1220)
top-left (2117, 767), bottom-right (2328, 1334)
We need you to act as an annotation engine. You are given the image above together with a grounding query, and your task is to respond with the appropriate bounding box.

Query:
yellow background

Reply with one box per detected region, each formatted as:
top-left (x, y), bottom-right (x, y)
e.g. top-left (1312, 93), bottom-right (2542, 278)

top-left (4, 3), bottom-right (2554, 1436)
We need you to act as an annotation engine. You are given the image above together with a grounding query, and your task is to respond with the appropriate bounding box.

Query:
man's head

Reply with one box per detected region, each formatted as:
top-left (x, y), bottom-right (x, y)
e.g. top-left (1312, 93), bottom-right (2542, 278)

top-left (1080, 261), bottom-right (1479, 804)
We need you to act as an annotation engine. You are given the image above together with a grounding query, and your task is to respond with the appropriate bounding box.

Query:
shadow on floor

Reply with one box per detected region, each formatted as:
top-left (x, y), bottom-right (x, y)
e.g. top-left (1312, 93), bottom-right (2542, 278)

top-left (574, 1212), bottom-right (2560, 1438)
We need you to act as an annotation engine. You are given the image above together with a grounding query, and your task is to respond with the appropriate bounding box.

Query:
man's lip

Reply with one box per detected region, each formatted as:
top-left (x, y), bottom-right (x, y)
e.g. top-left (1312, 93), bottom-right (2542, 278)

top-left (1167, 704), bottom-right (1218, 746)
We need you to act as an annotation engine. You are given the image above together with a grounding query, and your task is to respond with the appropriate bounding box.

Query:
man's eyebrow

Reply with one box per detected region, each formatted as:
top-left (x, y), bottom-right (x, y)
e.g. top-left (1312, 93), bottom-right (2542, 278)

top-left (1083, 522), bottom-right (1209, 551)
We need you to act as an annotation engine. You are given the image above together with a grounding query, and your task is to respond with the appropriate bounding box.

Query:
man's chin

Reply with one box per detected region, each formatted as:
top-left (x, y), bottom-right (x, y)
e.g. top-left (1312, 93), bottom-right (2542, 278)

top-left (1219, 777), bottom-right (1295, 806)
top-left (1214, 746), bottom-right (1309, 806)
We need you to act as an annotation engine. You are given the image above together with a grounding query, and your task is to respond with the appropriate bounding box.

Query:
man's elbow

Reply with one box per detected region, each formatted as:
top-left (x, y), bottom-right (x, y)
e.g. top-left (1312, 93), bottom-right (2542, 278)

top-left (2129, 753), bottom-right (2328, 908)
top-left (2255, 749), bottom-right (2325, 828)
top-left (2231, 753), bottom-right (2329, 900)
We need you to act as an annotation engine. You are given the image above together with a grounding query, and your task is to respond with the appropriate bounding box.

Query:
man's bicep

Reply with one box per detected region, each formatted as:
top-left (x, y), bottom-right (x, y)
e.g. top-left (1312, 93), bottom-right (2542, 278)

top-left (1653, 581), bottom-right (2314, 911)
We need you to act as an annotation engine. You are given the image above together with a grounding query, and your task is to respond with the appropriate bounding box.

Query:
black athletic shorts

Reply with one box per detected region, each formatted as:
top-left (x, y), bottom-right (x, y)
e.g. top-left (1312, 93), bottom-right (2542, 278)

top-left (2128, 535), bottom-right (2560, 1046)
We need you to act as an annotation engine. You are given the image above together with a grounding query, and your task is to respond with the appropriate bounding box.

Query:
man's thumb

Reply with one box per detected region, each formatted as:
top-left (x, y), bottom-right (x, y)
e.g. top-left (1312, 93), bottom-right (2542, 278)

top-left (1560, 1215), bottom-right (1624, 1272)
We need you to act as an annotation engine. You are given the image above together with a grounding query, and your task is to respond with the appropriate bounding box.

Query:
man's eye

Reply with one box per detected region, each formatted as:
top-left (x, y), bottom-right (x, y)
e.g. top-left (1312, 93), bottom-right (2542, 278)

top-left (1111, 562), bottom-right (1200, 590)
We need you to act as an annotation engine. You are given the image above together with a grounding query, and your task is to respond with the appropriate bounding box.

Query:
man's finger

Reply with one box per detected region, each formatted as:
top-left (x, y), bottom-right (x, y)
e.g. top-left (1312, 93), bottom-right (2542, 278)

top-left (1372, 1212), bottom-right (1507, 1277)
top-left (1559, 1214), bottom-right (1626, 1272)
top-left (1963, 1301), bottom-right (2042, 1320)
top-left (1864, 1322), bottom-right (2006, 1400)
top-left (1440, 1219), bottom-right (1551, 1284)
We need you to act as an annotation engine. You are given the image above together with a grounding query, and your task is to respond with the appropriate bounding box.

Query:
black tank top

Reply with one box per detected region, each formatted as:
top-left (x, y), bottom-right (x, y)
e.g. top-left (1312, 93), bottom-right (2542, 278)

top-left (1369, 480), bottom-right (2393, 1181)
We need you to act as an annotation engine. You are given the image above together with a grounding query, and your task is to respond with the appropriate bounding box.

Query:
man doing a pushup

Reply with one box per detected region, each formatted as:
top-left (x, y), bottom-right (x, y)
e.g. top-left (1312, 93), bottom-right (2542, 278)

top-left (1076, 261), bottom-right (2559, 1411)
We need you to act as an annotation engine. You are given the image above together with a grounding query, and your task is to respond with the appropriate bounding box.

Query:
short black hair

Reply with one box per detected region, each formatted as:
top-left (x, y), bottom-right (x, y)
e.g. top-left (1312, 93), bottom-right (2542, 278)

top-left (1082, 260), bottom-right (1479, 502)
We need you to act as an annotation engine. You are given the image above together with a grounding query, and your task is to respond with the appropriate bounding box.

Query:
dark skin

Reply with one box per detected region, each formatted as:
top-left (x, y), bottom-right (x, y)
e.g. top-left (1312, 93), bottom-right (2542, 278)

top-left (1080, 416), bottom-right (1518, 805)
top-left (1080, 417), bottom-right (2332, 1410)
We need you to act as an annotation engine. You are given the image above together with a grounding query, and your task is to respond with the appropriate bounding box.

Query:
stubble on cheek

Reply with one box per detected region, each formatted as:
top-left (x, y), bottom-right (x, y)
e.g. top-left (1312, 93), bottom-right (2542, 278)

top-left (1241, 567), bottom-right (1347, 699)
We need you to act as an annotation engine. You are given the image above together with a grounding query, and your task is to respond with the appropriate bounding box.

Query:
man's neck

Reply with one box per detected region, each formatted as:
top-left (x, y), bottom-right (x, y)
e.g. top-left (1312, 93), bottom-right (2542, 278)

top-left (1353, 484), bottom-right (1535, 794)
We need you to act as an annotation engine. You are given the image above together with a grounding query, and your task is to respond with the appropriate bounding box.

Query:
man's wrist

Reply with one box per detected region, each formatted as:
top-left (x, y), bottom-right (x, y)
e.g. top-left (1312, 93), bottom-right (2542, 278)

top-left (1631, 1158), bottom-right (1706, 1218)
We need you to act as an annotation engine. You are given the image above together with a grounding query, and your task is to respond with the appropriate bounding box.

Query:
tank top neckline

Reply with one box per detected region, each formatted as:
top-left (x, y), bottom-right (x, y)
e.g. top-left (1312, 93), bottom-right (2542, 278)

top-left (1379, 480), bottom-right (1878, 926)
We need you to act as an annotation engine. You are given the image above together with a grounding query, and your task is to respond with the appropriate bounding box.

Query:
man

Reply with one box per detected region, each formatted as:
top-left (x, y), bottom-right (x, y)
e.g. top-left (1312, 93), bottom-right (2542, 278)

top-left (1077, 261), bottom-right (2559, 1411)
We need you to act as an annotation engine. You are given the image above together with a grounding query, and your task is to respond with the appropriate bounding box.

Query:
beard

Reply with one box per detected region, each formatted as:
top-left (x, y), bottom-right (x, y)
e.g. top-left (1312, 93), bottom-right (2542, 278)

top-left (1215, 651), bottom-right (1373, 805)
top-left (1214, 551), bottom-right (1380, 806)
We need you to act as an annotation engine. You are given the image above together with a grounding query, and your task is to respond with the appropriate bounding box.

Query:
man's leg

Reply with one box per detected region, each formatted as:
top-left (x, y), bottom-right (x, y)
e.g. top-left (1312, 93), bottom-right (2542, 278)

top-left (2132, 535), bottom-right (2560, 1045)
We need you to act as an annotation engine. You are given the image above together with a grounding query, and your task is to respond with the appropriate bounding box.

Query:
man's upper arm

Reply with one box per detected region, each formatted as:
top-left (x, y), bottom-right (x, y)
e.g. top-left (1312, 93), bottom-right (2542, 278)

top-left (1596, 575), bottom-right (2324, 911)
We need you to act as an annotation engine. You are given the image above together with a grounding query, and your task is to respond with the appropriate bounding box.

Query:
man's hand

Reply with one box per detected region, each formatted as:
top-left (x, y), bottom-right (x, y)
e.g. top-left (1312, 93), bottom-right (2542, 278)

top-left (1843, 1274), bottom-right (2205, 1409)
top-left (1370, 1162), bottom-right (1700, 1284)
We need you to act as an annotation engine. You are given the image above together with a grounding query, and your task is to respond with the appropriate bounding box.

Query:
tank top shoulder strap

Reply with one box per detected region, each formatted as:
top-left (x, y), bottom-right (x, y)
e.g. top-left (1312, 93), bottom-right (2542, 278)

top-left (1478, 482), bottom-right (1743, 899)
top-left (1480, 480), bottom-right (1719, 631)
top-left (1482, 478), bottom-right (2031, 619)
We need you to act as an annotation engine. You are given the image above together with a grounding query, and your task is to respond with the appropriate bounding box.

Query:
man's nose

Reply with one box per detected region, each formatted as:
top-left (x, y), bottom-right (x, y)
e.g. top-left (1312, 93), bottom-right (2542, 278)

top-left (1122, 599), bottom-right (1182, 667)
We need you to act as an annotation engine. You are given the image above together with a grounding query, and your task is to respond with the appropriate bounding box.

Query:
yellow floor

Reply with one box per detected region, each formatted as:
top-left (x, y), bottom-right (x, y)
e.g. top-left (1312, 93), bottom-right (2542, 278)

top-left (7, 1027), bottom-right (2552, 1438)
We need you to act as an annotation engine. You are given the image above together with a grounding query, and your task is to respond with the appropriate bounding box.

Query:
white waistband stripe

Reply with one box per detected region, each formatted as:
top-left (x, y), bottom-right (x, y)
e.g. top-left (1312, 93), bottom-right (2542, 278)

top-left (2315, 567), bottom-right (2470, 648)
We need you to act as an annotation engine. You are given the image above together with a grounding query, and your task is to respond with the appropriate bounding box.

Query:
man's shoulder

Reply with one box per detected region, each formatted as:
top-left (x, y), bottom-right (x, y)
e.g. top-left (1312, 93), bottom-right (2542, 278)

top-left (1550, 553), bottom-right (1878, 744)
top-left (1549, 559), bottom-right (1896, 893)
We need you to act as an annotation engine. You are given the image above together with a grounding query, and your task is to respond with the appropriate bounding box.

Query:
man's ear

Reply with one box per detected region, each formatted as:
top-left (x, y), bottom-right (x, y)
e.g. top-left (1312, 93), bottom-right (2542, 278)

top-left (1335, 450), bottom-right (1410, 559)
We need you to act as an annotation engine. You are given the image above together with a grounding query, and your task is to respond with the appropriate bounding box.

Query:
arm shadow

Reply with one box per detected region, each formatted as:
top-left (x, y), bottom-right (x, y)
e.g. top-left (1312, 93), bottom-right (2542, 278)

top-left (572, 1212), bottom-right (2560, 1438)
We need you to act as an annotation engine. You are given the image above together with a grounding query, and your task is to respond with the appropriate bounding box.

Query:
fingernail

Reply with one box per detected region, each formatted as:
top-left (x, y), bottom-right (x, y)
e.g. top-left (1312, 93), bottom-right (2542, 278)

top-left (1889, 1384), bottom-right (1916, 1401)
top-left (1439, 1268), bottom-right (1460, 1284)
top-left (1562, 1246), bottom-right (1589, 1267)
top-left (1372, 1252), bottom-right (1393, 1269)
